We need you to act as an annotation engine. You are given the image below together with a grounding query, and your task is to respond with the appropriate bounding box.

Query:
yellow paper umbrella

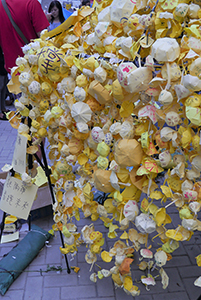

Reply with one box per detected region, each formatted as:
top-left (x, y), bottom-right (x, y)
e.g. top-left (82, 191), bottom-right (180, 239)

top-left (159, 268), bottom-right (169, 289)
top-left (123, 276), bottom-right (133, 291)
top-left (144, 158), bottom-right (164, 173)
top-left (85, 249), bottom-right (97, 264)
top-left (120, 231), bottom-right (129, 240)
top-left (120, 101), bottom-right (134, 118)
top-left (5, 215), bottom-right (18, 224)
top-left (196, 254), bottom-right (201, 267)
top-left (154, 207), bottom-right (166, 227)
top-left (165, 229), bottom-right (183, 241)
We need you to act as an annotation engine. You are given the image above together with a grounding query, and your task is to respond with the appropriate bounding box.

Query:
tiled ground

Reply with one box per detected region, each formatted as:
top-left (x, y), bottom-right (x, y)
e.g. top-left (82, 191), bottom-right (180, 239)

top-left (1, 206), bottom-right (201, 300)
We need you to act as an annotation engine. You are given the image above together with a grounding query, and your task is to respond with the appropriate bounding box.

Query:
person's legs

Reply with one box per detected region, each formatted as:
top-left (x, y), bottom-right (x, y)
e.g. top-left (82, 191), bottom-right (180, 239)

top-left (5, 85), bottom-right (15, 106)
top-left (0, 75), bottom-right (9, 120)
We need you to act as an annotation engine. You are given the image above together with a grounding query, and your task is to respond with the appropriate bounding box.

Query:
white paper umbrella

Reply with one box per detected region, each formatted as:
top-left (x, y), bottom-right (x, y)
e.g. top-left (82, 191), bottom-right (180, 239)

top-left (110, 171), bottom-right (120, 191)
top-left (151, 37), bottom-right (180, 62)
top-left (154, 250), bottom-right (167, 267)
top-left (181, 219), bottom-right (197, 231)
top-left (123, 200), bottom-right (139, 221)
top-left (110, 171), bottom-right (131, 191)
top-left (76, 122), bottom-right (89, 133)
top-left (110, 0), bottom-right (135, 27)
top-left (194, 276), bottom-right (201, 287)
top-left (141, 276), bottom-right (156, 286)
top-left (140, 248), bottom-right (153, 259)
top-left (117, 62), bottom-right (136, 88)
top-left (63, 190), bottom-right (75, 207)
top-left (91, 126), bottom-right (105, 143)
top-left (135, 213), bottom-right (156, 234)
top-left (71, 102), bottom-right (92, 123)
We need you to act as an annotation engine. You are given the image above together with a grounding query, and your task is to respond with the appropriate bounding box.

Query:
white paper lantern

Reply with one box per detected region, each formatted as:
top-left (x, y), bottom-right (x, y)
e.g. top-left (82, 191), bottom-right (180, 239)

top-left (123, 200), bottom-right (139, 221)
top-left (71, 102), bottom-right (92, 123)
top-left (135, 213), bottom-right (156, 233)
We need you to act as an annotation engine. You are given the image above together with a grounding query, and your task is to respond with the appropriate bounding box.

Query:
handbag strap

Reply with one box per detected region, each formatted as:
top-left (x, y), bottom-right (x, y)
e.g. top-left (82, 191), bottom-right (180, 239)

top-left (1, 0), bottom-right (29, 44)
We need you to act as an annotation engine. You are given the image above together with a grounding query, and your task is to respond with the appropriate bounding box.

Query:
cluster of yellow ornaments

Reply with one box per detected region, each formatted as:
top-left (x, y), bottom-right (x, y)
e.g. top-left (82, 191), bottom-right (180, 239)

top-left (7, 0), bottom-right (201, 295)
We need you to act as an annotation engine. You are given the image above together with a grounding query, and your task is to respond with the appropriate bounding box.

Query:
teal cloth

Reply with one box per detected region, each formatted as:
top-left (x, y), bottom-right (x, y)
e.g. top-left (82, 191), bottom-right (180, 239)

top-left (0, 224), bottom-right (52, 295)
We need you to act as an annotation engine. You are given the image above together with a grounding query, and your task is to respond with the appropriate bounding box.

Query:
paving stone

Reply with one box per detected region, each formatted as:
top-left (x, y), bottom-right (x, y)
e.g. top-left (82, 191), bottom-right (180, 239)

top-left (172, 242), bottom-right (187, 256)
top-left (0, 246), bottom-right (15, 256)
top-left (77, 250), bottom-right (87, 263)
top-left (2, 289), bottom-right (24, 300)
top-left (94, 260), bottom-right (114, 271)
top-left (27, 264), bottom-right (51, 276)
top-left (184, 244), bottom-right (201, 265)
top-left (183, 234), bottom-right (201, 246)
top-left (29, 247), bottom-right (47, 266)
top-left (9, 271), bottom-right (27, 290)
top-left (42, 287), bottom-right (61, 300)
top-left (183, 278), bottom-right (201, 300)
top-left (76, 243), bottom-right (89, 252)
top-left (47, 232), bottom-right (64, 245)
top-left (0, 156), bottom-right (10, 168)
top-left (58, 255), bottom-right (70, 271)
top-left (94, 224), bottom-right (110, 233)
top-left (76, 217), bottom-right (97, 226)
top-left (82, 298), bottom-right (115, 300)
top-left (1, 150), bottom-right (10, 157)
top-left (24, 276), bottom-right (43, 300)
top-left (135, 295), bottom-right (154, 300)
top-left (77, 262), bottom-right (95, 285)
top-left (0, 145), bottom-right (13, 151)
top-left (178, 266), bottom-right (201, 278)
top-left (166, 268), bottom-right (185, 292)
top-left (0, 135), bottom-right (9, 142)
top-left (169, 213), bottom-right (182, 227)
top-left (61, 285), bottom-right (96, 299)
top-left (165, 255), bottom-right (191, 267)
top-left (44, 273), bottom-right (78, 287)
top-left (115, 286), bottom-right (134, 300)
top-left (59, 253), bottom-right (78, 271)
top-left (33, 216), bottom-right (53, 231)
top-left (46, 245), bottom-right (62, 264)
top-left (152, 292), bottom-right (190, 300)
top-left (7, 154), bottom-right (14, 162)
top-left (96, 277), bottom-right (114, 297)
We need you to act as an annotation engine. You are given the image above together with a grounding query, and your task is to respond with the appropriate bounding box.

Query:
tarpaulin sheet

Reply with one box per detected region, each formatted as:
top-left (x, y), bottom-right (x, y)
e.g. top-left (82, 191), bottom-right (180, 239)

top-left (0, 224), bottom-right (52, 295)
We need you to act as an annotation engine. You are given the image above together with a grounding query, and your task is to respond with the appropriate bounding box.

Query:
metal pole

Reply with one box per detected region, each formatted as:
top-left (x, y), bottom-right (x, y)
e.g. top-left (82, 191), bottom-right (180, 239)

top-left (40, 141), bottom-right (71, 273)
top-left (0, 212), bottom-right (6, 241)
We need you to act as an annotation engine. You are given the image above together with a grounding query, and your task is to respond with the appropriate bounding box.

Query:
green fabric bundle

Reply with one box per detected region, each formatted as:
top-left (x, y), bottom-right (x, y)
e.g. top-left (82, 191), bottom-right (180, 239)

top-left (0, 224), bottom-right (52, 295)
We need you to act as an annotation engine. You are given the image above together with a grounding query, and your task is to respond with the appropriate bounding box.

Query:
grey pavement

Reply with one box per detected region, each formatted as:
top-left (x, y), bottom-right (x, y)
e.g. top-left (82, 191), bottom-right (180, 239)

top-left (1, 107), bottom-right (201, 300)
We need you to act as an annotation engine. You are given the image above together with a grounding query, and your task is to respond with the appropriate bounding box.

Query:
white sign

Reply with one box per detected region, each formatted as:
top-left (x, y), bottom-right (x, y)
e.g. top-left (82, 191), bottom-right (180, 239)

top-left (1, 231), bottom-right (19, 244)
top-left (12, 133), bottom-right (27, 174)
top-left (0, 174), bottom-right (38, 220)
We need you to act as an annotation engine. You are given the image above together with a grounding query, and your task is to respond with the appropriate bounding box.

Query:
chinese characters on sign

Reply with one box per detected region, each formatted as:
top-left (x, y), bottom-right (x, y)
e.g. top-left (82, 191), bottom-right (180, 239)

top-left (0, 174), bottom-right (38, 220)
top-left (12, 133), bottom-right (27, 174)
